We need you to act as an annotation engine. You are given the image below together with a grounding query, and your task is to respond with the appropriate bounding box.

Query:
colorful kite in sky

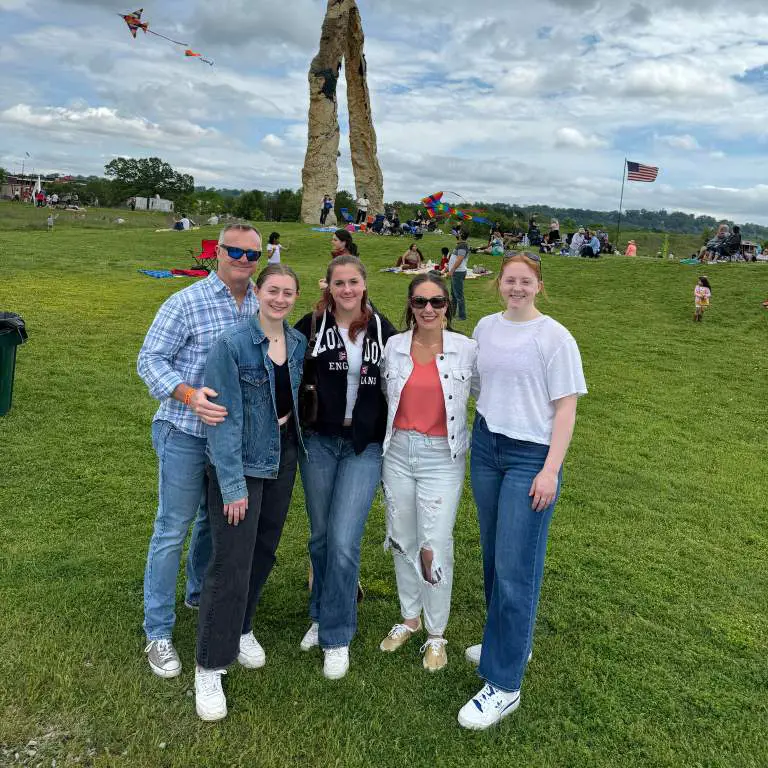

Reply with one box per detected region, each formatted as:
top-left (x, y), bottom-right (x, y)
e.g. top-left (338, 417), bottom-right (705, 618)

top-left (421, 191), bottom-right (492, 225)
top-left (119, 8), bottom-right (187, 46)
top-left (119, 9), bottom-right (214, 65)
top-left (185, 49), bottom-right (214, 67)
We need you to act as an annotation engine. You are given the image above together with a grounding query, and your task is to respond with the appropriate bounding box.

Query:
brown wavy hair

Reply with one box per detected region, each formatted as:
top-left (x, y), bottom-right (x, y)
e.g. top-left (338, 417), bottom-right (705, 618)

top-left (315, 254), bottom-right (372, 341)
top-left (255, 263), bottom-right (299, 292)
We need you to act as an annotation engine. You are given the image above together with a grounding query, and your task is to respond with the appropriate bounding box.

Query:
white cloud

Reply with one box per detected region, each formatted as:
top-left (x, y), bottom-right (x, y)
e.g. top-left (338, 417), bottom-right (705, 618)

top-left (657, 133), bottom-right (700, 151)
top-left (555, 127), bottom-right (608, 149)
top-left (0, 104), bottom-right (217, 145)
top-left (261, 134), bottom-right (285, 149)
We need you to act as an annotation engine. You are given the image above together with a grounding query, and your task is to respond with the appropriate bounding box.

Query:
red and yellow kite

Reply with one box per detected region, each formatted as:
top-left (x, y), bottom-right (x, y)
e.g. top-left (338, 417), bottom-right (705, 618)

top-left (119, 9), bottom-right (214, 65)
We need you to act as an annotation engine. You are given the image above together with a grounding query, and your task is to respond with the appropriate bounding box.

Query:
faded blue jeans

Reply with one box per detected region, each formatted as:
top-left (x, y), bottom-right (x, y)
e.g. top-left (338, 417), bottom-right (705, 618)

top-left (299, 433), bottom-right (383, 649)
top-left (470, 415), bottom-right (561, 692)
top-left (143, 420), bottom-right (212, 641)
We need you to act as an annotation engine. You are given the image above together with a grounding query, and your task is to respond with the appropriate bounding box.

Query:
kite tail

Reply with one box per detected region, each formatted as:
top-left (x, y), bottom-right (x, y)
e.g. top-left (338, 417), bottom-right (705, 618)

top-left (148, 29), bottom-right (188, 47)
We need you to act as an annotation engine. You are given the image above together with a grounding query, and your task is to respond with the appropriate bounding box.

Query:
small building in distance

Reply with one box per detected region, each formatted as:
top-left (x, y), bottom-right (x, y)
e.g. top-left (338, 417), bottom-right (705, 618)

top-left (129, 194), bottom-right (174, 213)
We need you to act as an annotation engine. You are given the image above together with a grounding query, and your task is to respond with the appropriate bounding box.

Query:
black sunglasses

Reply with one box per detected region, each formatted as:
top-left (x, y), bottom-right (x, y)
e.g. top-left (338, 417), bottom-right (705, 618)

top-left (410, 295), bottom-right (448, 310)
top-left (218, 244), bottom-right (262, 262)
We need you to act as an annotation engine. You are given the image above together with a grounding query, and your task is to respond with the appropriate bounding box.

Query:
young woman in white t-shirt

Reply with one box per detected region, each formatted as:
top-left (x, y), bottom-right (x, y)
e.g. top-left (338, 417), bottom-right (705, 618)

top-left (458, 252), bottom-right (587, 731)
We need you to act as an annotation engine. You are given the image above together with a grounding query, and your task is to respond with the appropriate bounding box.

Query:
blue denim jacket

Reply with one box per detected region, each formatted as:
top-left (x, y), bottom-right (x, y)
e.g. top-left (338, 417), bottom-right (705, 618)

top-left (204, 315), bottom-right (307, 504)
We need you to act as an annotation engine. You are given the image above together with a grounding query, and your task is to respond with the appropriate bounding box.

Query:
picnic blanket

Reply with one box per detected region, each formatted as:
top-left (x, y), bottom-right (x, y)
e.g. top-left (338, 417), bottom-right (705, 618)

top-left (139, 269), bottom-right (208, 278)
top-left (380, 265), bottom-right (492, 279)
top-left (139, 269), bottom-right (178, 278)
top-left (311, 226), bottom-right (337, 233)
top-left (679, 258), bottom-right (700, 265)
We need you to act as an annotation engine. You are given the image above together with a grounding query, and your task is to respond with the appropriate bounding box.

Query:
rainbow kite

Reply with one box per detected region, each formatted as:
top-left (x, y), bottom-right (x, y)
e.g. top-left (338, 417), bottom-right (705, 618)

top-left (421, 191), bottom-right (491, 225)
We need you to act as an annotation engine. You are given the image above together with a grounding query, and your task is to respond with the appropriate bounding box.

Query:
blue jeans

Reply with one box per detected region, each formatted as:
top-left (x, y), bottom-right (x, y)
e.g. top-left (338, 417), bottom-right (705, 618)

top-left (144, 420), bottom-right (212, 640)
top-left (470, 415), bottom-right (561, 692)
top-left (451, 271), bottom-right (466, 320)
top-left (299, 433), bottom-right (383, 648)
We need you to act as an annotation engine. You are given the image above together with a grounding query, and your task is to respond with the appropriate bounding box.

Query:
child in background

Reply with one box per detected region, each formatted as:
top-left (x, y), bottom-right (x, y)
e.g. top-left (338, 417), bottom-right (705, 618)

top-left (694, 276), bottom-right (711, 322)
top-left (46, 213), bottom-right (55, 232)
top-left (267, 232), bottom-right (284, 264)
top-left (438, 247), bottom-right (450, 272)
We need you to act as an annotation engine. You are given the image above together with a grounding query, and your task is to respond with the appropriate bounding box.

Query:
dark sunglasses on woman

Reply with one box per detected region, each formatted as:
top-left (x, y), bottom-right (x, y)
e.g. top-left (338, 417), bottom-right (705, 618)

top-left (410, 296), bottom-right (448, 310)
top-left (218, 244), bottom-right (262, 262)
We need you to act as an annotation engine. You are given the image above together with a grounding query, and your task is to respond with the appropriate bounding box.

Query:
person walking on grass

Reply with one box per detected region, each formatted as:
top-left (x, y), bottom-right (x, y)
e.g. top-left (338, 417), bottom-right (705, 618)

top-left (458, 252), bottom-right (587, 730)
top-left (379, 274), bottom-right (476, 671)
top-left (447, 229), bottom-right (470, 321)
top-left (194, 264), bottom-right (306, 722)
top-left (694, 276), bottom-right (712, 322)
top-left (137, 224), bottom-right (262, 679)
top-left (294, 255), bottom-right (397, 680)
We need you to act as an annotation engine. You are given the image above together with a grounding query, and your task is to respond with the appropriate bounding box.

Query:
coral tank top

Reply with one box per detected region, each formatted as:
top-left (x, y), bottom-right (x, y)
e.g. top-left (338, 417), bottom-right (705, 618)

top-left (393, 357), bottom-right (448, 437)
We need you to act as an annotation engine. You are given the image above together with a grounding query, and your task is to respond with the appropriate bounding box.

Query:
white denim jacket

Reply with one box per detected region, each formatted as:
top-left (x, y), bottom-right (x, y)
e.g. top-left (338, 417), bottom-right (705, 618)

top-left (381, 329), bottom-right (477, 460)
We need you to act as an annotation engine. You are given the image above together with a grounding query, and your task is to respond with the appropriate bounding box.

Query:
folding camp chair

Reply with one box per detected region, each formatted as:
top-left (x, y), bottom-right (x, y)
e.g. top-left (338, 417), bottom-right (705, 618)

top-left (190, 239), bottom-right (218, 272)
top-left (339, 208), bottom-right (354, 224)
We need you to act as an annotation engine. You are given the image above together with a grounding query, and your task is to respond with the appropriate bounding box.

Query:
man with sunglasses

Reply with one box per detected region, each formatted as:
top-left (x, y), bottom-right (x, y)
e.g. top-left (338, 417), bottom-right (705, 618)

top-left (137, 224), bottom-right (262, 679)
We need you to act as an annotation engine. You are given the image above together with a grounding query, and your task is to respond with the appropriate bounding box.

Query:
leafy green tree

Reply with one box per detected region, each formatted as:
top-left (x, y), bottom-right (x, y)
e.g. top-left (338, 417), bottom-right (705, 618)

top-left (104, 157), bottom-right (193, 201)
top-left (0, 167), bottom-right (6, 184)
top-left (232, 190), bottom-right (266, 221)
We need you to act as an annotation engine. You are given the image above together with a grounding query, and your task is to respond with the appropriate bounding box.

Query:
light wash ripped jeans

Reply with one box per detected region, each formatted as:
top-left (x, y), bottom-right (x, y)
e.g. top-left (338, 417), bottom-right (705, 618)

top-left (382, 430), bottom-right (465, 636)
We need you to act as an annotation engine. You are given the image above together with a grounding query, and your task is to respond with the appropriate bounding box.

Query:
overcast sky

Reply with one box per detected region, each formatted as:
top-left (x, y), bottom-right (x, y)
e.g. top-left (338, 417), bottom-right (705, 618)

top-left (2, 0), bottom-right (768, 222)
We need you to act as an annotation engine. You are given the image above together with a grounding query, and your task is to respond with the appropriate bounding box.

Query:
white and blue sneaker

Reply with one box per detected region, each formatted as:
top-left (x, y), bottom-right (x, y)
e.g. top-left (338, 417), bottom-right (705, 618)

top-left (458, 683), bottom-right (520, 730)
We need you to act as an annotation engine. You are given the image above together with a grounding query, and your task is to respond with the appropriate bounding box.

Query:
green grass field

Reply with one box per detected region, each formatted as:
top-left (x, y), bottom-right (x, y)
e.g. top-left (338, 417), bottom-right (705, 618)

top-left (1, 203), bottom-right (767, 767)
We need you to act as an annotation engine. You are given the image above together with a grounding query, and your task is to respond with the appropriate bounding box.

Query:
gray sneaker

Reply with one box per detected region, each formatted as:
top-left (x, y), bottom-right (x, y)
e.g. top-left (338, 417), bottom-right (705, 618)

top-left (145, 639), bottom-right (182, 678)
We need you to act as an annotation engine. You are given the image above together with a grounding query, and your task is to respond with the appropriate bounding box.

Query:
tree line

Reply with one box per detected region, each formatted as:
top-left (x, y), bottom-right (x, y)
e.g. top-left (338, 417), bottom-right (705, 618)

top-left (3, 157), bottom-right (766, 241)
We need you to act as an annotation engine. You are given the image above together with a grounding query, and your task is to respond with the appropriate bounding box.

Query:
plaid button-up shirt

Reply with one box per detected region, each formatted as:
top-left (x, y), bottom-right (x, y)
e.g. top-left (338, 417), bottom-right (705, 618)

top-left (137, 271), bottom-right (259, 438)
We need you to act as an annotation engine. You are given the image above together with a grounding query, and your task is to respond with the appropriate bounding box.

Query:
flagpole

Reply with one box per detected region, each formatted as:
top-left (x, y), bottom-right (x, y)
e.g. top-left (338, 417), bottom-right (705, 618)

top-left (616, 158), bottom-right (627, 249)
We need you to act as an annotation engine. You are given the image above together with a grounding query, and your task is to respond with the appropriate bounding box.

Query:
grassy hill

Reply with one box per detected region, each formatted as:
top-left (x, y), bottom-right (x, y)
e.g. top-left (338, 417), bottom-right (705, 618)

top-left (1, 211), bottom-right (767, 767)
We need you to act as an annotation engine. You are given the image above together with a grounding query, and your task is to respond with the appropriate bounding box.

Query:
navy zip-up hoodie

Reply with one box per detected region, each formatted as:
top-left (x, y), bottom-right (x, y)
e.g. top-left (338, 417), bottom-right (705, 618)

top-left (295, 309), bottom-right (397, 454)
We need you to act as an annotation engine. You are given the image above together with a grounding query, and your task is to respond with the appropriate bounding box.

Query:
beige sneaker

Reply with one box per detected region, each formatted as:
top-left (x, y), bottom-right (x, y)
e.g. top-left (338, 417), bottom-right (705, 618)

top-left (379, 621), bottom-right (421, 652)
top-left (421, 637), bottom-right (448, 671)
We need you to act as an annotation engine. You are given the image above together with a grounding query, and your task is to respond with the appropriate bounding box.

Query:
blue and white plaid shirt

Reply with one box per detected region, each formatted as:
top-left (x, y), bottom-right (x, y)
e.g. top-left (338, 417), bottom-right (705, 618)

top-left (137, 271), bottom-right (259, 437)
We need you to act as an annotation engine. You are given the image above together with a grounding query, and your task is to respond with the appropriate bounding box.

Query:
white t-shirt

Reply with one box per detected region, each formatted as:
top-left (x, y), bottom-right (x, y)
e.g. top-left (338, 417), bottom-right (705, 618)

top-left (338, 327), bottom-right (364, 421)
top-left (180, 217), bottom-right (191, 230)
top-left (472, 313), bottom-right (587, 445)
top-left (267, 243), bottom-right (281, 264)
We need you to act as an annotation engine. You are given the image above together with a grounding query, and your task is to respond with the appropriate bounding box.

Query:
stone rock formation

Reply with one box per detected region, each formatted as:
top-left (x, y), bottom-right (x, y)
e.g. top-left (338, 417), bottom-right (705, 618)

top-left (300, 0), bottom-right (384, 225)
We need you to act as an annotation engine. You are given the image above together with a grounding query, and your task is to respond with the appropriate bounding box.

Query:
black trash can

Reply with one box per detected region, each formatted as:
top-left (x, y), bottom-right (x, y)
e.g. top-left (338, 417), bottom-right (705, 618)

top-left (0, 312), bottom-right (28, 416)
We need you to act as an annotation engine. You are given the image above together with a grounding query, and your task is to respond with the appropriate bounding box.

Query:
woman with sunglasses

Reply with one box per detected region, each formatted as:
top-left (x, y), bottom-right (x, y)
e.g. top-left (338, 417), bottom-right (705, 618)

top-left (458, 252), bottom-right (587, 730)
top-left (379, 275), bottom-right (476, 671)
top-left (295, 254), bottom-right (396, 680)
top-left (193, 264), bottom-right (306, 721)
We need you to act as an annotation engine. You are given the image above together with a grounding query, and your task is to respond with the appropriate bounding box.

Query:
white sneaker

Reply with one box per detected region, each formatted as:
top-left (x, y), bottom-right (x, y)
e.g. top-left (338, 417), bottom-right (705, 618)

top-left (237, 632), bottom-right (266, 669)
top-left (465, 643), bottom-right (482, 666)
top-left (323, 646), bottom-right (349, 680)
top-left (195, 667), bottom-right (227, 722)
top-left (464, 644), bottom-right (532, 666)
top-left (457, 683), bottom-right (520, 730)
top-left (300, 622), bottom-right (319, 651)
top-left (144, 639), bottom-right (182, 678)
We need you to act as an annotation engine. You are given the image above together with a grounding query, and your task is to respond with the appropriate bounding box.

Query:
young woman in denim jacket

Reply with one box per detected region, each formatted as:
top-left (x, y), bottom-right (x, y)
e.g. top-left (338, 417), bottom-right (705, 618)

top-left (458, 253), bottom-right (587, 730)
top-left (294, 255), bottom-right (397, 681)
top-left (194, 264), bottom-right (306, 722)
top-left (379, 274), bottom-right (477, 672)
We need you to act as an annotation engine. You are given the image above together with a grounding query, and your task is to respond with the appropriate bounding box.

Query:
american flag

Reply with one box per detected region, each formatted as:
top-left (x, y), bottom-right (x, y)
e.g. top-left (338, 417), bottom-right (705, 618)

top-left (626, 161), bottom-right (658, 182)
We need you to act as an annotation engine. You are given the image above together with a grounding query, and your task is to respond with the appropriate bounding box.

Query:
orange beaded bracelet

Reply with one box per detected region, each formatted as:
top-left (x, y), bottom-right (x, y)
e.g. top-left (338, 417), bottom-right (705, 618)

top-left (183, 387), bottom-right (196, 407)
